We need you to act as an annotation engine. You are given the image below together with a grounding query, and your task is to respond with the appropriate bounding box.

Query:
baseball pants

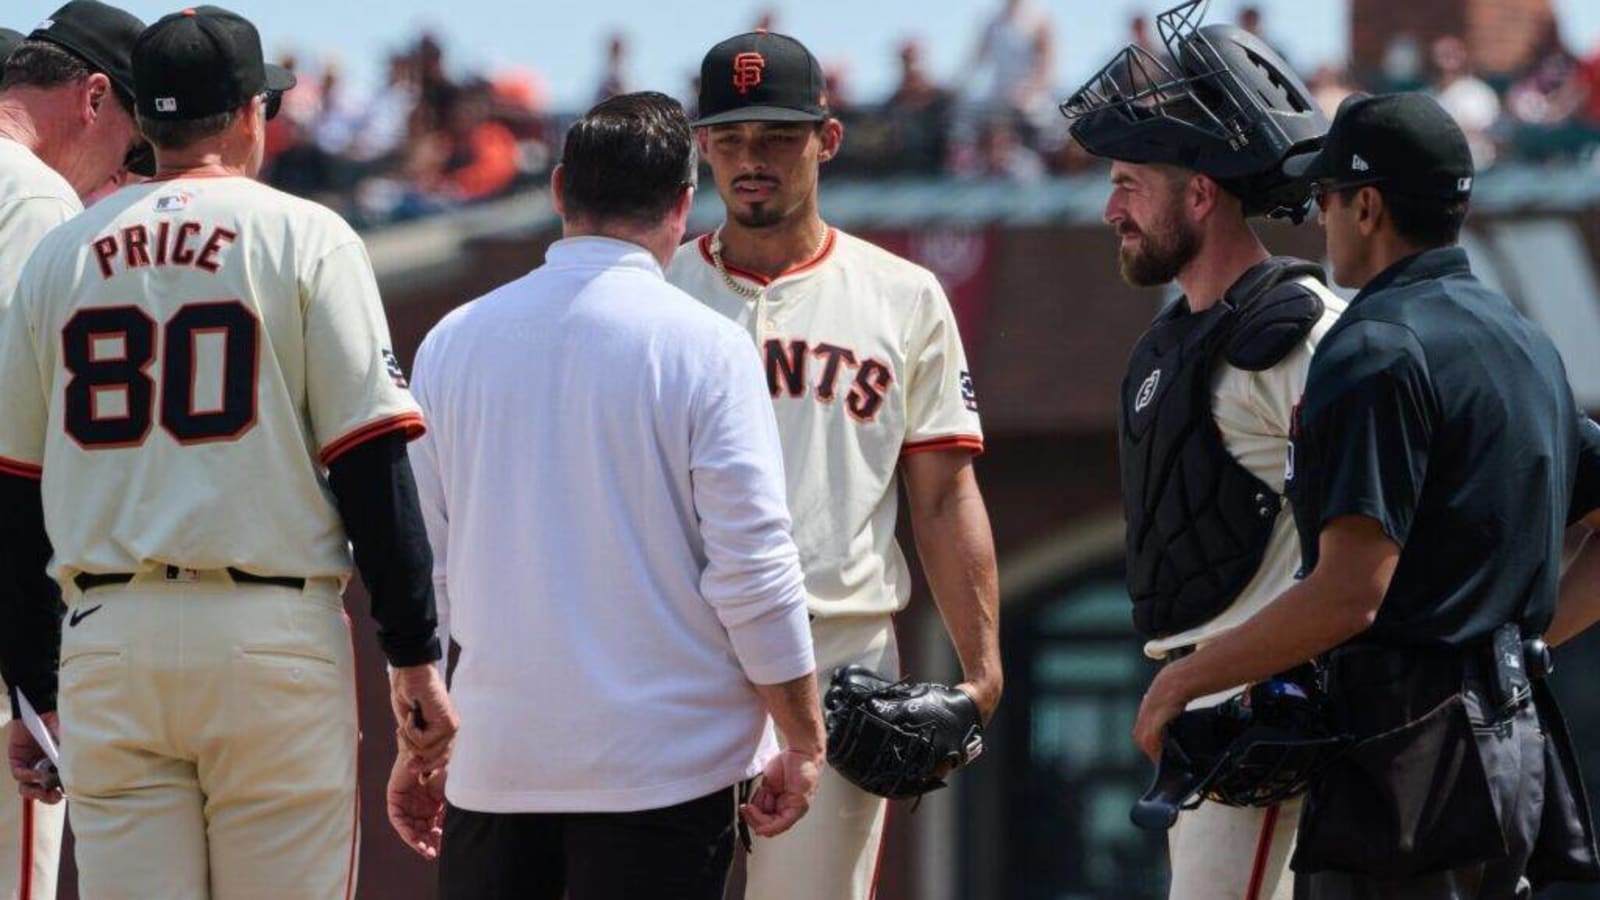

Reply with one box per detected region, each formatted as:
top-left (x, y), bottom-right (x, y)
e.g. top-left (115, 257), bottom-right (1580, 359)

top-left (0, 691), bottom-right (63, 900)
top-left (437, 786), bottom-right (741, 899)
top-left (57, 571), bottom-right (360, 900)
top-left (1169, 798), bottom-right (1299, 900)
top-left (744, 613), bottom-right (899, 900)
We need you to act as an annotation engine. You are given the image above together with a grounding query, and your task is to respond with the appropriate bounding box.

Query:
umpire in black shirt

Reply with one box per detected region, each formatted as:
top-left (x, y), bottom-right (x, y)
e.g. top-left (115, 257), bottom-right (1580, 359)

top-left (1133, 91), bottom-right (1600, 898)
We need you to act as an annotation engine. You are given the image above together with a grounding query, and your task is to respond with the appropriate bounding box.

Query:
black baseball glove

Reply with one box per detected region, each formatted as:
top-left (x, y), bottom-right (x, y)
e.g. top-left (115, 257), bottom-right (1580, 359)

top-left (823, 666), bottom-right (985, 799)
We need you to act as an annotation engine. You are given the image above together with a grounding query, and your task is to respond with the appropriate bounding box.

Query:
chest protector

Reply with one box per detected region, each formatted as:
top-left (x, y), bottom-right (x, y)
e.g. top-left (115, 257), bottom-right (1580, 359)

top-left (1120, 257), bottom-right (1327, 639)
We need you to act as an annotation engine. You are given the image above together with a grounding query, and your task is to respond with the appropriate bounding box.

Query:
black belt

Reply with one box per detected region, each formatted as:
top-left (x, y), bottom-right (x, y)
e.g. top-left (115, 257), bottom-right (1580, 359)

top-left (74, 567), bottom-right (306, 593)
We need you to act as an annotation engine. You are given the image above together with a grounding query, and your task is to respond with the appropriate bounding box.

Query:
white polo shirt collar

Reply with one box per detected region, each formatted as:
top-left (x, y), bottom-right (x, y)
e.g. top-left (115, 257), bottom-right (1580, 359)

top-left (544, 235), bottom-right (663, 277)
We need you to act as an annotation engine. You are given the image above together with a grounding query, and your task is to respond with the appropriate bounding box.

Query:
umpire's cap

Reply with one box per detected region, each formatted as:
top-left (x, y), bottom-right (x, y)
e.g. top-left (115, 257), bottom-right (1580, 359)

top-left (1283, 92), bottom-right (1474, 203)
top-left (692, 31), bottom-right (828, 128)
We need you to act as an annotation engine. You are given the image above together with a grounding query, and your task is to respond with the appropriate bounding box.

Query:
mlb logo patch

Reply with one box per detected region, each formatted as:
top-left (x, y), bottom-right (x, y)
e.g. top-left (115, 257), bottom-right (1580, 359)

top-left (155, 191), bottom-right (192, 213)
top-left (156, 97), bottom-right (178, 113)
top-left (35, 18), bottom-right (54, 30)
top-left (960, 371), bottom-right (978, 412)
top-left (382, 348), bottom-right (408, 388)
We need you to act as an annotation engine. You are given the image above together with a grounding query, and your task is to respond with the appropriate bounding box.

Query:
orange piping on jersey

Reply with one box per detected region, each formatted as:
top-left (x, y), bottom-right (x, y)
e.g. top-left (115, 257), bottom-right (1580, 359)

top-left (18, 798), bottom-right (33, 900)
top-left (695, 227), bottom-right (838, 287)
top-left (900, 435), bottom-right (985, 457)
top-left (0, 457), bottom-right (43, 480)
top-left (319, 412), bottom-right (426, 466)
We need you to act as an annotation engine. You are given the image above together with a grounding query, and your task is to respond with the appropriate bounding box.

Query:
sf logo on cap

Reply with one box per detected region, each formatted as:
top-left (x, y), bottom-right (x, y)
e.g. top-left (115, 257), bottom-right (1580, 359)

top-left (733, 52), bottom-right (765, 95)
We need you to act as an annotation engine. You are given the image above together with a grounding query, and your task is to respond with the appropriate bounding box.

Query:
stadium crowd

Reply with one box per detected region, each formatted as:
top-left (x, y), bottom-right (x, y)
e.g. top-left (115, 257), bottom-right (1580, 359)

top-left (251, 0), bottom-right (1600, 227)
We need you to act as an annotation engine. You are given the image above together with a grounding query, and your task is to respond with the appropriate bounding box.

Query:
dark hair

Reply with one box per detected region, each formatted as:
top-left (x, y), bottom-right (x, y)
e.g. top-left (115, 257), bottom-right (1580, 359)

top-left (1, 40), bottom-right (133, 113)
top-left (1340, 184), bottom-right (1470, 247)
top-left (560, 91), bottom-right (695, 226)
top-left (137, 109), bottom-right (239, 152)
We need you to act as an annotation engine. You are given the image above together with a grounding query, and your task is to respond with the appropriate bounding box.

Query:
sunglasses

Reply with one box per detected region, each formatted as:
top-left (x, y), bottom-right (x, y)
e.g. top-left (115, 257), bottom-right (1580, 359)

top-left (260, 89), bottom-right (283, 122)
top-left (1310, 177), bottom-right (1385, 206)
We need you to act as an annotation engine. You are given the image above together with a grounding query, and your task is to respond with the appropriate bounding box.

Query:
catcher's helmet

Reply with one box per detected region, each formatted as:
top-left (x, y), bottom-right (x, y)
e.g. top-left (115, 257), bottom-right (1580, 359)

top-left (1061, 0), bottom-right (1328, 221)
top-left (1131, 665), bottom-right (1349, 831)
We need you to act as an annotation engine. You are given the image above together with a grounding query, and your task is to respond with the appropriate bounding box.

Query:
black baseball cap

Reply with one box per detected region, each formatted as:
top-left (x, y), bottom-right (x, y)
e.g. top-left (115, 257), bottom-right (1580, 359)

top-left (1283, 92), bottom-right (1474, 201)
top-left (0, 28), bottom-right (24, 64)
top-left (692, 31), bottom-right (828, 128)
top-left (27, 1), bottom-right (146, 102)
top-left (133, 6), bottom-right (294, 122)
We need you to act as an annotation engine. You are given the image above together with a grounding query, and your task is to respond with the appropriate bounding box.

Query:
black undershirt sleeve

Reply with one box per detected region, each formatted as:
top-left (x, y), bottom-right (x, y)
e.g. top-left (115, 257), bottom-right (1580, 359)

top-left (0, 473), bottom-right (64, 716)
top-left (326, 431), bottom-right (442, 668)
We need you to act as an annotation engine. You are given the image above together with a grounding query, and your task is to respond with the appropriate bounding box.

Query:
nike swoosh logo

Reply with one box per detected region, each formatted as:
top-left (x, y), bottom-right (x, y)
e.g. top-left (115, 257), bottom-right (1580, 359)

top-left (68, 605), bottom-right (102, 627)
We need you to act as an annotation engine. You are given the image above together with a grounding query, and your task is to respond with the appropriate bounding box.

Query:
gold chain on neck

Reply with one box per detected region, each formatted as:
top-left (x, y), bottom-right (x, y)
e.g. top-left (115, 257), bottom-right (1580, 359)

top-left (709, 223), bottom-right (829, 300)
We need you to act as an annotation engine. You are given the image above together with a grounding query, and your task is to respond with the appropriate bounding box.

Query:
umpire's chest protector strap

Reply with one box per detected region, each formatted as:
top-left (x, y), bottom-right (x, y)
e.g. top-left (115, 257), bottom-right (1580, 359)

top-left (1119, 257), bottom-right (1326, 639)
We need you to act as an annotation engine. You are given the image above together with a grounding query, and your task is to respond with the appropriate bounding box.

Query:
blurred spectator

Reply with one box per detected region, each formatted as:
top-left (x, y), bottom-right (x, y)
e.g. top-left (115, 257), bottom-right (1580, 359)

top-left (1130, 15), bottom-right (1161, 60)
top-left (754, 8), bottom-right (778, 32)
top-left (1379, 33), bottom-right (1426, 91)
top-left (594, 31), bottom-right (630, 102)
top-left (824, 59), bottom-right (855, 115)
top-left (969, 0), bottom-right (1057, 120)
top-left (959, 115), bottom-right (1046, 182)
top-left (1506, 22), bottom-right (1593, 162)
top-left (1307, 65), bottom-right (1358, 119)
top-left (417, 33), bottom-right (456, 130)
top-left (884, 37), bottom-right (954, 174)
top-left (411, 80), bottom-right (521, 204)
top-left (1429, 35), bottom-right (1501, 168)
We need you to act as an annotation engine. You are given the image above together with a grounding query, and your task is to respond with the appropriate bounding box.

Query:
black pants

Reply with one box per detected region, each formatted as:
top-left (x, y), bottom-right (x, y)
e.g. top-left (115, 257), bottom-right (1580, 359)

top-left (1294, 646), bottom-right (1546, 899)
top-left (438, 786), bottom-right (740, 900)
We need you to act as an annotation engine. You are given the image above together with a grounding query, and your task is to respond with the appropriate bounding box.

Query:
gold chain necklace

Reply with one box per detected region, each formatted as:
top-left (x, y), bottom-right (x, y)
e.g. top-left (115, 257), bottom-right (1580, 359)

top-left (709, 224), bottom-right (829, 300)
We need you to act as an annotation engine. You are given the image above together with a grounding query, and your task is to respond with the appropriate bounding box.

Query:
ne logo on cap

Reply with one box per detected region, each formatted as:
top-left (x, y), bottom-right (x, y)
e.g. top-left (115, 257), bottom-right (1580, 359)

top-left (733, 51), bottom-right (765, 95)
top-left (1351, 154), bottom-right (1369, 172)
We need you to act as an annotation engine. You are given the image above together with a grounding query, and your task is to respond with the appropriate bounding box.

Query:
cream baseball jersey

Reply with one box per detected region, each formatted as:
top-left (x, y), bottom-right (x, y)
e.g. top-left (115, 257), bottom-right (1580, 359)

top-left (0, 138), bottom-right (82, 309)
top-left (667, 227), bottom-right (983, 616)
top-left (0, 174), bottom-right (422, 582)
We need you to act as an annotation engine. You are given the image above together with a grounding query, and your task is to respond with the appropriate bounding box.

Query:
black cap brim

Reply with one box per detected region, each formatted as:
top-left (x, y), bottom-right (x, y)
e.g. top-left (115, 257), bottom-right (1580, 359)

top-left (264, 62), bottom-right (295, 93)
top-left (1281, 148), bottom-right (1328, 181)
top-left (690, 105), bottom-right (824, 128)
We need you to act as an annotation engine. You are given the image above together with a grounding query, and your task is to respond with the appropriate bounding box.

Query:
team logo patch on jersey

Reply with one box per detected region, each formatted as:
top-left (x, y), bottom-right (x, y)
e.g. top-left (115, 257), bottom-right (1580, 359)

top-left (382, 348), bottom-right (409, 388)
top-left (155, 191), bottom-right (192, 213)
top-left (1134, 369), bottom-right (1162, 413)
top-left (960, 370), bottom-right (978, 412)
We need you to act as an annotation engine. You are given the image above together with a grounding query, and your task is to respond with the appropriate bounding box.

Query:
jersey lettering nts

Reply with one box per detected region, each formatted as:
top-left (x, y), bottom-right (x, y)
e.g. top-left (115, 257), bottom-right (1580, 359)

top-left (667, 228), bottom-right (983, 616)
top-left (0, 174), bottom-right (422, 582)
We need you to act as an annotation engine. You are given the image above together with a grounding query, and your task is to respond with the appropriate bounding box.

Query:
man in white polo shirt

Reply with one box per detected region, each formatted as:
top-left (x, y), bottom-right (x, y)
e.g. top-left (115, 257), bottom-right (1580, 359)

top-left (391, 91), bottom-right (825, 900)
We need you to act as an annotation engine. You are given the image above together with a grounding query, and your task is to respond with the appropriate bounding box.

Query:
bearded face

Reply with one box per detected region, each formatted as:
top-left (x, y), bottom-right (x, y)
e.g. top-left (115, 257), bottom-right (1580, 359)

top-left (1116, 190), bottom-right (1202, 288)
top-left (1104, 161), bottom-right (1204, 289)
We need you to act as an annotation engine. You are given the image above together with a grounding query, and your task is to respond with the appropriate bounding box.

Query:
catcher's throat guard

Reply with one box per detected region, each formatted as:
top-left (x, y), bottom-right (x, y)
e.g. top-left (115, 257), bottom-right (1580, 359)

top-left (1132, 665), bottom-right (1350, 831)
top-left (824, 666), bottom-right (985, 800)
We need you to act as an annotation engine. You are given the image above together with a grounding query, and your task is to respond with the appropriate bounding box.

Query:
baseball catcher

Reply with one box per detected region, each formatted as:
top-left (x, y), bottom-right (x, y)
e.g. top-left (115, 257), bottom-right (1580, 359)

top-left (824, 666), bottom-right (984, 799)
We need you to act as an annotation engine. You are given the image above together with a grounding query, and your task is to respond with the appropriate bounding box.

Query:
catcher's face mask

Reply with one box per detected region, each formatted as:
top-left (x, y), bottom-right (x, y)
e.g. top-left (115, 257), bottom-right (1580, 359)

top-left (1062, 0), bottom-right (1328, 221)
top-left (1132, 668), bottom-right (1350, 831)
